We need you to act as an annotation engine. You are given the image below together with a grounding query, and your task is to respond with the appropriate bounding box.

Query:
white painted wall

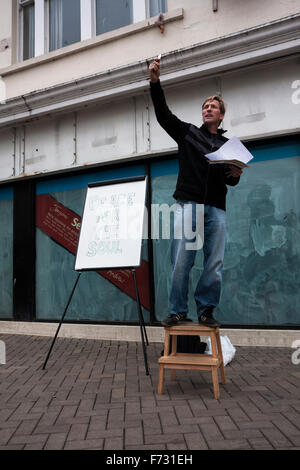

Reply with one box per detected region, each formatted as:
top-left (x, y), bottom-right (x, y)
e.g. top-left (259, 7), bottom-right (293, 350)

top-left (149, 58), bottom-right (300, 148)
top-left (1, 57), bottom-right (299, 181)
top-left (23, 114), bottom-right (75, 173)
top-left (0, 128), bottom-right (14, 179)
top-left (0, 0), bottom-right (13, 69)
top-left (76, 99), bottom-right (137, 166)
top-left (1, 0), bottom-right (300, 99)
top-left (222, 59), bottom-right (300, 139)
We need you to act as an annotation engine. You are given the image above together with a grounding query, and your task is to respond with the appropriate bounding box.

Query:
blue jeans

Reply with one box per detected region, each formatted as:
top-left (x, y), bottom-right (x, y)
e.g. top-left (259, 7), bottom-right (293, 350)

top-left (169, 202), bottom-right (226, 317)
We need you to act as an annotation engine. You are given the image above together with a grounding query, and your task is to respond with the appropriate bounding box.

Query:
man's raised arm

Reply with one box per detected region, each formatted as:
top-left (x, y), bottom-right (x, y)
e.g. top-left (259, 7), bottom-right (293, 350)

top-left (149, 57), bottom-right (189, 143)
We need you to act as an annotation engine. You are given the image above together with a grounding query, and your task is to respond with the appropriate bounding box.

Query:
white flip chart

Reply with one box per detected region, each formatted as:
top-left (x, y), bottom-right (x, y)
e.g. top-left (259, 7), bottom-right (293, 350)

top-left (75, 176), bottom-right (147, 271)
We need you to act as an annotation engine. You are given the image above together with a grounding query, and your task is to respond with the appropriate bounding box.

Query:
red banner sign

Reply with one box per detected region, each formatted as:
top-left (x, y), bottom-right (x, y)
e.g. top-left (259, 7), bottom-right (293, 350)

top-left (36, 193), bottom-right (150, 310)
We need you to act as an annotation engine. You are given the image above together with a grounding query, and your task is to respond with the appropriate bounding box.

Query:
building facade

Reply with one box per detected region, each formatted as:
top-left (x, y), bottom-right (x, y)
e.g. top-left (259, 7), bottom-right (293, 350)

top-left (0, 0), bottom-right (300, 330)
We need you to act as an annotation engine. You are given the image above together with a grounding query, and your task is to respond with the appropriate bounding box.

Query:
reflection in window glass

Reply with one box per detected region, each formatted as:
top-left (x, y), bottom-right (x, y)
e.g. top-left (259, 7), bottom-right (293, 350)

top-left (49, 0), bottom-right (81, 51)
top-left (151, 170), bottom-right (179, 322)
top-left (96, 0), bottom-right (133, 35)
top-left (35, 167), bottom-right (150, 323)
top-left (23, 3), bottom-right (35, 60)
top-left (149, 0), bottom-right (167, 17)
top-left (151, 155), bottom-right (300, 326)
top-left (0, 188), bottom-right (13, 318)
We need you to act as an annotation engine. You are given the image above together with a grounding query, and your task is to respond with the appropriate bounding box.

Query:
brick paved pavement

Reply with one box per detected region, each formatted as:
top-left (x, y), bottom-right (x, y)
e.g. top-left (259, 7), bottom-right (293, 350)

top-left (0, 333), bottom-right (300, 451)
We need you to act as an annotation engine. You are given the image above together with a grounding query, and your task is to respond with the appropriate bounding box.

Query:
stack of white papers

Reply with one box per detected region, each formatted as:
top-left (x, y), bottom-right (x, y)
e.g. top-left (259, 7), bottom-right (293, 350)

top-left (205, 136), bottom-right (254, 169)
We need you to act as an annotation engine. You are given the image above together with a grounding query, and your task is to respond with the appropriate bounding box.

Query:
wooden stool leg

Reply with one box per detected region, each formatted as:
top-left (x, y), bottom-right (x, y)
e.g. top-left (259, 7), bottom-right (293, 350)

top-left (210, 331), bottom-right (218, 358)
top-left (170, 335), bottom-right (177, 380)
top-left (158, 364), bottom-right (164, 395)
top-left (211, 367), bottom-right (220, 399)
top-left (171, 336), bottom-right (177, 355)
top-left (163, 330), bottom-right (170, 356)
top-left (210, 331), bottom-right (220, 399)
top-left (216, 329), bottom-right (226, 384)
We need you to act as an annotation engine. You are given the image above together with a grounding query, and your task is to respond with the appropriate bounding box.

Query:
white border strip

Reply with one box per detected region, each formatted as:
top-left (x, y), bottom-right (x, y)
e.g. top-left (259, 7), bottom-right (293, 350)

top-left (0, 321), bottom-right (298, 347)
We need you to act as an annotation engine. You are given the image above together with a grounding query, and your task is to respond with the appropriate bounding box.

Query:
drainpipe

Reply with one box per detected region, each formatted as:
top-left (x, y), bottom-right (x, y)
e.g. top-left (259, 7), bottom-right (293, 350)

top-left (213, 0), bottom-right (218, 12)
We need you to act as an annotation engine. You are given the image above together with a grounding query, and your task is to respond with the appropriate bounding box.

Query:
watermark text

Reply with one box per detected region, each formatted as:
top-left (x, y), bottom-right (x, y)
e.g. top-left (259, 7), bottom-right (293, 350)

top-left (291, 80), bottom-right (300, 105)
top-left (291, 339), bottom-right (300, 365)
top-left (0, 340), bottom-right (6, 364)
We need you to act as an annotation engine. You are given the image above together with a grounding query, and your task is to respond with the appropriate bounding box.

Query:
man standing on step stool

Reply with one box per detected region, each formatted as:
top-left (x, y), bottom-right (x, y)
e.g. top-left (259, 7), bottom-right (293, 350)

top-left (149, 56), bottom-right (243, 328)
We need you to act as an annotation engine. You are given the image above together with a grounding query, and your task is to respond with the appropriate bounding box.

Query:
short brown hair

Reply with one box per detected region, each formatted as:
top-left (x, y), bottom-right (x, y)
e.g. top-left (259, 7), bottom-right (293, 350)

top-left (202, 95), bottom-right (226, 116)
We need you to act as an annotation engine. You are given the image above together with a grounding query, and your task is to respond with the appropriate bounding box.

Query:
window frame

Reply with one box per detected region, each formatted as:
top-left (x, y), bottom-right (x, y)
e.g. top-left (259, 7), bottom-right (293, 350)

top-left (18, 0), bottom-right (35, 61)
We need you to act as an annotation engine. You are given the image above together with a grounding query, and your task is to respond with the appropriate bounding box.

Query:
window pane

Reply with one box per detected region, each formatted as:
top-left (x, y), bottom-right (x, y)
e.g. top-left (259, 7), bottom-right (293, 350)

top-left (35, 165), bottom-right (150, 323)
top-left (49, 0), bottom-right (81, 52)
top-left (23, 3), bottom-right (35, 60)
top-left (0, 188), bottom-right (13, 319)
top-left (150, 149), bottom-right (300, 326)
top-left (149, 0), bottom-right (167, 17)
top-left (96, 0), bottom-right (133, 35)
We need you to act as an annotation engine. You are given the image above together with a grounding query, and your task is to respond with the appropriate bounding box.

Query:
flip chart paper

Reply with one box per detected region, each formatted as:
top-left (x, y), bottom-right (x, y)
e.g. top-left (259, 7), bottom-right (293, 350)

top-left (75, 177), bottom-right (147, 271)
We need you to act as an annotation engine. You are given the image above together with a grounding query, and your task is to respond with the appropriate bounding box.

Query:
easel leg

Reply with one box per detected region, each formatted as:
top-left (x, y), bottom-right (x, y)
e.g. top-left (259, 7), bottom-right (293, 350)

top-left (42, 272), bottom-right (81, 370)
top-left (132, 268), bottom-right (149, 376)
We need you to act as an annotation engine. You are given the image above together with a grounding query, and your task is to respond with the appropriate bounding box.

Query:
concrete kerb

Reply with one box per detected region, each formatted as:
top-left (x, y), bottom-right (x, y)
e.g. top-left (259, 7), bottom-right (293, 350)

top-left (0, 321), bottom-right (298, 348)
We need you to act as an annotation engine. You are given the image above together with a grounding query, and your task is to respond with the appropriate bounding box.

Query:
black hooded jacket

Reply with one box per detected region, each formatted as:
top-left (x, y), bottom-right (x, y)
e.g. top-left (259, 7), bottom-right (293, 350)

top-left (150, 80), bottom-right (240, 210)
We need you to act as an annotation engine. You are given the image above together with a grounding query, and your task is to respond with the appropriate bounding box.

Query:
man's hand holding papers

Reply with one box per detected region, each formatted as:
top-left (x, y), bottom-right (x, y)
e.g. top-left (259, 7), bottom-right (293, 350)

top-left (205, 136), bottom-right (254, 169)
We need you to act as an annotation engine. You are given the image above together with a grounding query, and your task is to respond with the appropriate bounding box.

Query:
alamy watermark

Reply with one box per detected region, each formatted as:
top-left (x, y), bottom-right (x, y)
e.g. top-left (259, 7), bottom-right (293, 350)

top-left (291, 340), bottom-right (300, 365)
top-left (87, 202), bottom-right (204, 259)
top-left (0, 340), bottom-right (6, 365)
top-left (291, 80), bottom-right (300, 105)
top-left (0, 77), bottom-right (6, 105)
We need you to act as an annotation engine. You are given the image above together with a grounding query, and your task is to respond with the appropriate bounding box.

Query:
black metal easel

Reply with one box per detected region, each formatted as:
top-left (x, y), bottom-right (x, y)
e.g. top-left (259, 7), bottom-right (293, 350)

top-left (42, 270), bottom-right (149, 374)
top-left (132, 268), bottom-right (149, 375)
top-left (42, 272), bottom-right (81, 370)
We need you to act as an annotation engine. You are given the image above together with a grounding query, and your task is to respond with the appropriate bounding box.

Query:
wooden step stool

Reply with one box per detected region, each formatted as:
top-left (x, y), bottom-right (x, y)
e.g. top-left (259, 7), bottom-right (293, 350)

top-left (158, 322), bottom-right (226, 399)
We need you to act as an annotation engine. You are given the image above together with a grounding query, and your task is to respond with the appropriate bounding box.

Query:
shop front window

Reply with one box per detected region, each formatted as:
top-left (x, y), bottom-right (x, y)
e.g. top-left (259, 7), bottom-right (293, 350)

top-left (0, 188), bottom-right (13, 318)
top-left (35, 166), bottom-right (150, 323)
top-left (150, 148), bottom-right (300, 326)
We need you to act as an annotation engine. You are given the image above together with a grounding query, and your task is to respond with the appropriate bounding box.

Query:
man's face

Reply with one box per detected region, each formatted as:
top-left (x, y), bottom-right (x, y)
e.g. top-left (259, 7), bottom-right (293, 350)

top-left (202, 99), bottom-right (224, 126)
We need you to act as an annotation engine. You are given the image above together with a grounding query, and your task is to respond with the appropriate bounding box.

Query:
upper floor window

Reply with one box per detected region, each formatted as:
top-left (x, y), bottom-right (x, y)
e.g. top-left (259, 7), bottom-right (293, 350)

top-left (96, 0), bottom-right (133, 36)
top-left (149, 0), bottom-right (167, 17)
top-left (18, 0), bottom-right (168, 61)
top-left (19, 0), bottom-right (35, 60)
top-left (49, 0), bottom-right (81, 51)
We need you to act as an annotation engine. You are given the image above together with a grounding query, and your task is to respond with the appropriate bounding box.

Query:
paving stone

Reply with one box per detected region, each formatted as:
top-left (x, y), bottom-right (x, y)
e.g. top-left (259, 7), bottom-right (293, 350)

top-left (125, 426), bottom-right (144, 446)
top-left (207, 438), bottom-right (252, 450)
top-left (199, 422), bottom-right (224, 441)
top-left (261, 427), bottom-right (294, 448)
top-left (248, 437), bottom-right (274, 450)
top-left (44, 432), bottom-right (67, 450)
top-left (184, 432), bottom-right (209, 450)
top-left (144, 433), bottom-right (185, 446)
top-left (214, 415), bottom-right (239, 432)
top-left (64, 438), bottom-right (104, 450)
top-left (67, 423), bottom-right (89, 441)
top-left (103, 437), bottom-right (123, 450)
top-left (86, 428), bottom-right (123, 440)
top-left (15, 418), bottom-right (40, 435)
top-left (9, 433), bottom-right (49, 446)
top-left (0, 428), bottom-right (17, 445)
top-left (0, 334), bottom-right (300, 451)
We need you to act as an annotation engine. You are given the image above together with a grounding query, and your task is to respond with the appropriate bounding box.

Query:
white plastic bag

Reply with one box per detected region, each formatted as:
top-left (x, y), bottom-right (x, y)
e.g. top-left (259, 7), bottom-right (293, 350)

top-left (205, 335), bottom-right (236, 366)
